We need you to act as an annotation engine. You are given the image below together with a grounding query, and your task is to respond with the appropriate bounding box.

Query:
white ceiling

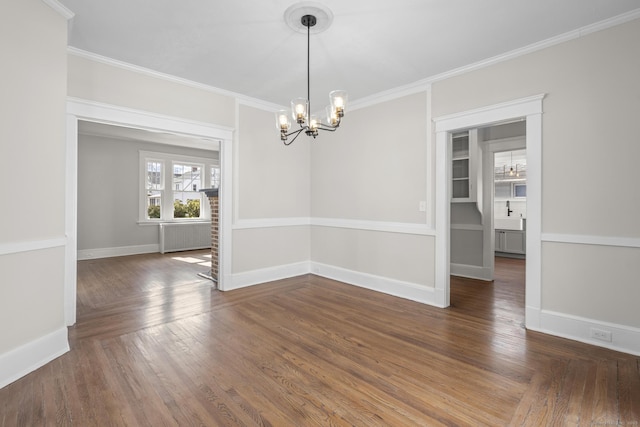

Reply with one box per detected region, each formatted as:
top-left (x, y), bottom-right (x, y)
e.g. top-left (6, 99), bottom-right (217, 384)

top-left (60, 0), bottom-right (640, 109)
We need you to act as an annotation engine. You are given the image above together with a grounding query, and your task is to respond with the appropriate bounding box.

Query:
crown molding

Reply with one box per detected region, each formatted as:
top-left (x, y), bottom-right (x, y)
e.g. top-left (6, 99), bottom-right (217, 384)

top-left (67, 9), bottom-right (640, 112)
top-left (353, 8), bottom-right (640, 108)
top-left (41, 0), bottom-right (74, 20)
top-left (67, 47), bottom-right (280, 110)
top-left (425, 8), bottom-right (640, 86)
top-left (349, 82), bottom-right (431, 111)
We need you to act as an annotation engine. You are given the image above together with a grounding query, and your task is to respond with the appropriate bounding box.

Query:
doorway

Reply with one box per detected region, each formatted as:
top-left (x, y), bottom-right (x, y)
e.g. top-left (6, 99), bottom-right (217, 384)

top-left (64, 100), bottom-right (233, 326)
top-left (433, 94), bottom-right (544, 332)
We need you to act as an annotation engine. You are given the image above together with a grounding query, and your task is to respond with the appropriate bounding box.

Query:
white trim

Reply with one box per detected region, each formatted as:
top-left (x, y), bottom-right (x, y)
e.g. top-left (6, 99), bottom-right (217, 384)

top-left (528, 309), bottom-right (640, 356)
top-left (66, 98), bottom-right (234, 321)
top-left (231, 216), bottom-right (437, 236)
top-left (425, 86), bottom-right (434, 229)
top-left (41, 0), bottom-right (74, 19)
top-left (433, 94), bottom-right (545, 318)
top-left (542, 233), bottom-right (640, 249)
top-left (450, 263), bottom-right (492, 281)
top-left (350, 82), bottom-right (430, 111)
top-left (218, 128), bottom-right (234, 292)
top-left (0, 328), bottom-right (69, 389)
top-left (450, 223), bottom-right (483, 231)
top-left (434, 95), bottom-right (545, 132)
top-left (67, 97), bottom-right (233, 143)
top-left (312, 217), bottom-right (435, 236)
top-left (228, 261), bottom-right (310, 291)
top-left (236, 97), bottom-right (287, 114)
top-left (234, 217), bottom-right (311, 229)
top-left (77, 244), bottom-right (160, 261)
top-left (311, 262), bottom-right (439, 306)
top-left (65, 114), bottom-right (78, 326)
top-left (0, 237), bottom-right (66, 256)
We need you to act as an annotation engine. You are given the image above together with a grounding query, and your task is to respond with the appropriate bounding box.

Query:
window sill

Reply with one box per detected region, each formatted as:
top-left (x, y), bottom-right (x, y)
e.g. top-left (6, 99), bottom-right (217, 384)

top-left (137, 219), bottom-right (210, 226)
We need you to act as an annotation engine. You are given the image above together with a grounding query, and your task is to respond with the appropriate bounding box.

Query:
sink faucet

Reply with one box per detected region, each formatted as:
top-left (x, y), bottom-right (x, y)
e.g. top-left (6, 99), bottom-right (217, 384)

top-left (506, 200), bottom-right (513, 217)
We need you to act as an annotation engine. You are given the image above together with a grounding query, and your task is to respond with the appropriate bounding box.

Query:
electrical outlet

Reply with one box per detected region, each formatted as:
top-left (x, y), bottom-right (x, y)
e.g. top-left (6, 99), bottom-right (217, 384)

top-left (590, 328), bottom-right (612, 342)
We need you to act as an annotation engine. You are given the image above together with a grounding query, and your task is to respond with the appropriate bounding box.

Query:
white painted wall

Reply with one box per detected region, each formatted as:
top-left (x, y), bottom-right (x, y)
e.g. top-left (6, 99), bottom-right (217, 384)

top-left (0, 0), bottom-right (70, 387)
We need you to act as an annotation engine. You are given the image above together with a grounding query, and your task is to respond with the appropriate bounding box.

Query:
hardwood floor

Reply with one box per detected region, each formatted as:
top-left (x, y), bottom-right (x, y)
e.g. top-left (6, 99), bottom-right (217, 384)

top-left (1, 252), bottom-right (638, 426)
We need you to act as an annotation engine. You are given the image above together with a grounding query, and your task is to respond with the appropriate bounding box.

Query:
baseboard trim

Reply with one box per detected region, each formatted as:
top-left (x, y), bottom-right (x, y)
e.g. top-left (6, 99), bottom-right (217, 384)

top-left (311, 262), bottom-right (438, 306)
top-left (77, 244), bottom-right (160, 260)
top-left (527, 308), bottom-right (640, 356)
top-left (450, 263), bottom-right (492, 281)
top-left (0, 328), bottom-right (69, 389)
top-left (226, 261), bottom-right (311, 291)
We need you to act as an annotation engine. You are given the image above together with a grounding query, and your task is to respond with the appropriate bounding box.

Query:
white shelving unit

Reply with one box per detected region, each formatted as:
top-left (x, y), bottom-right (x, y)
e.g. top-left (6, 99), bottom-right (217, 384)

top-left (451, 129), bottom-right (480, 203)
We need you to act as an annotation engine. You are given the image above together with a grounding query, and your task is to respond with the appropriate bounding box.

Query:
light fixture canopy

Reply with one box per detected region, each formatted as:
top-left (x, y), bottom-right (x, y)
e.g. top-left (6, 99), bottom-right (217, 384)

top-left (276, 12), bottom-right (347, 145)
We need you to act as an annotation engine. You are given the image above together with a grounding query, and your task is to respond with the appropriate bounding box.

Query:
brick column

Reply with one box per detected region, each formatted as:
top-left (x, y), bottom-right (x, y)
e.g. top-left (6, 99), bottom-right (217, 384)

top-left (201, 188), bottom-right (219, 286)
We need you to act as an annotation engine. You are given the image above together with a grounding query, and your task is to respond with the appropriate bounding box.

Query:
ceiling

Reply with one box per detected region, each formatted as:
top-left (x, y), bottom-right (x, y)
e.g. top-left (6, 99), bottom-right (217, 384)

top-left (60, 0), bottom-right (640, 109)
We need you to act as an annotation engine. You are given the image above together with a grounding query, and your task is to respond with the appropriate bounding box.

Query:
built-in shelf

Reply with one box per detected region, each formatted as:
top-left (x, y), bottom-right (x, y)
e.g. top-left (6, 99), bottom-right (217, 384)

top-left (451, 130), bottom-right (480, 202)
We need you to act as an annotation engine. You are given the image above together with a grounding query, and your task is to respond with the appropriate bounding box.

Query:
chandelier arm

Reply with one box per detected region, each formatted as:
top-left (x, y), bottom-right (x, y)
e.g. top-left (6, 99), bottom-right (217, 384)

top-left (283, 128), bottom-right (305, 146)
top-left (316, 124), bottom-right (339, 132)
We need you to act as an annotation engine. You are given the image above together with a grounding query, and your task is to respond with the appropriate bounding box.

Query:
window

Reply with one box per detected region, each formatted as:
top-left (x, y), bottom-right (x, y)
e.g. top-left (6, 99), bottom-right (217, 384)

top-left (173, 163), bottom-right (202, 219)
top-left (145, 160), bottom-right (163, 219)
top-left (140, 151), bottom-right (219, 222)
top-left (513, 183), bottom-right (527, 198)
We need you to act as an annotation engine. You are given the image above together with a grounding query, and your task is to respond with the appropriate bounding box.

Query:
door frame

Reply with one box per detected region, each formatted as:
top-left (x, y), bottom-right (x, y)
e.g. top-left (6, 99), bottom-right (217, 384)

top-left (433, 94), bottom-right (544, 330)
top-left (64, 98), bottom-right (234, 326)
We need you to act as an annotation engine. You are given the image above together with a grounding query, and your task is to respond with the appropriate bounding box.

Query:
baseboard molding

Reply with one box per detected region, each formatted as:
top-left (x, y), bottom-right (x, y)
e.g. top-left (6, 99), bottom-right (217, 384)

top-left (311, 262), bottom-right (438, 306)
top-left (526, 308), bottom-right (640, 356)
top-left (0, 328), bottom-right (69, 389)
top-left (450, 263), bottom-right (492, 281)
top-left (77, 244), bottom-right (160, 260)
top-left (226, 261), bottom-right (311, 291)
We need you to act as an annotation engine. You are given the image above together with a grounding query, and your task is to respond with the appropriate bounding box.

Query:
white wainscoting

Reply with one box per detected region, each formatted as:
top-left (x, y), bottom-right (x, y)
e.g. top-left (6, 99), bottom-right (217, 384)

top-left (528, 309), bottom-right (640, 356)
top-left (310, 262), bottom-right (438, 306)
top-left (450, 263), bottom-right (492, 281)
top-left (0, 328), bottom-right (69, 389)
top-left (228, 261), bottom-right (311, 291)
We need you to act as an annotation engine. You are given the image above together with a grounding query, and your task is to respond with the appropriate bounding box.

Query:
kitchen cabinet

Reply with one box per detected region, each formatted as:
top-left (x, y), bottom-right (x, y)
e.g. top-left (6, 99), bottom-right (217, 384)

top-left (495, 229), bottom-right (526, 254)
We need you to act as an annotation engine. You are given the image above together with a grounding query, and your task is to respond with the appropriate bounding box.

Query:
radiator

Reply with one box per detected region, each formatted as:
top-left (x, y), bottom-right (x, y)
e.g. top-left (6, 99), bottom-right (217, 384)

top-left (159, 222), bottom-right (211, 254)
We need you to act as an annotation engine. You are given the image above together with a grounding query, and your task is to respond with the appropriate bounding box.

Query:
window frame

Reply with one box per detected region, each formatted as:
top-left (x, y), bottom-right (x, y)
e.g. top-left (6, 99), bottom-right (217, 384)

top-left (139, 150), bottom-right (219, 223)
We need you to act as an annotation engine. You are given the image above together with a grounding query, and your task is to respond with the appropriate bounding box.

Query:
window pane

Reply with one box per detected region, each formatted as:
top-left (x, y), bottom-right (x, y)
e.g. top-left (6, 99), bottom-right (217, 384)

top-left (211, 166), bottom-right (220, 189)
top-left (146, 191), bottom-right (161, 219)
top-left (174, 198), bottom-right (200, 218)
top-left (147, 161), bottom-right (163, 190)
top-left (173, 163), bottom-right (202, 218)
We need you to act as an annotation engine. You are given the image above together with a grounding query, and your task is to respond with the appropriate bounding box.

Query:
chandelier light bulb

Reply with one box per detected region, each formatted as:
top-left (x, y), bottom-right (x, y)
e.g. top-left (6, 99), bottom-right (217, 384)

top-left (326, 106), bottom-right (338, 126)
top-left (276, 110), bottom-right (291, 131)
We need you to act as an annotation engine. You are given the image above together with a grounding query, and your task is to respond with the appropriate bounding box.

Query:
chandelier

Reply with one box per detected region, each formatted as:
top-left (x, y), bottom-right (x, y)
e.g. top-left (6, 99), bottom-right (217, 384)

top-left (275, 13), bottom-right (347, 145)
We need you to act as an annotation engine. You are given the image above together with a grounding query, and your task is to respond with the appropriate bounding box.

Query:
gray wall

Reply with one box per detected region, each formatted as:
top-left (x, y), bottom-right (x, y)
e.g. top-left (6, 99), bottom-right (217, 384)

top-left (77, 133), bottom-right (218, 251)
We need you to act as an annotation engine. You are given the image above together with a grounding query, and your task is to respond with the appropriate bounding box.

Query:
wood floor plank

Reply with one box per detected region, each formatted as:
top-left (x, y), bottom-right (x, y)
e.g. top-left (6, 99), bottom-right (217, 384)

top-left (2, 251), bottom-right (638, 426)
